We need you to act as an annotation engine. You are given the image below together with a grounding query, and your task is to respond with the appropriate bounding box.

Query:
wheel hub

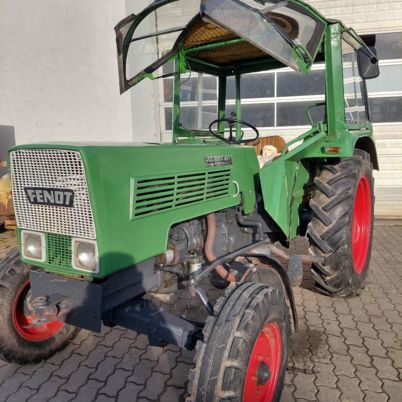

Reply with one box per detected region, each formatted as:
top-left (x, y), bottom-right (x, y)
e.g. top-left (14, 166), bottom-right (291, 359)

top-left (244, 322), bottom-right (282, 402)
top-left (256, 361), bottom-right (271, 385)
top-left (12, 280), bottom-right (64, 342)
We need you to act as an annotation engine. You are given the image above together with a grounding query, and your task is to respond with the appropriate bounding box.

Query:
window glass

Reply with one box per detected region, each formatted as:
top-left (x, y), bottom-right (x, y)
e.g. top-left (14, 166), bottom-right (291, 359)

top-left (277, 101), bottom-right (325, 126)
top-left (375, 32), bottom-right (402, 60)
top-left (227, 74), bottom-right (275, 100)
top-left (369, 97), bottom-right (402, 123)
top-left (226, 104), bottom-right (275, 127)
top-left (342, 42), bottom-right (369, 123)
top-left (367, 65), bottom-right (402, 93)
top-left (165, 107), bottom-right (172, 131)
top-left (180, 106), bottom-right (218, 130)
top-left (180, 76), bottom-right (217, 102)
top-left (277, 70), bottom-right (325, 97)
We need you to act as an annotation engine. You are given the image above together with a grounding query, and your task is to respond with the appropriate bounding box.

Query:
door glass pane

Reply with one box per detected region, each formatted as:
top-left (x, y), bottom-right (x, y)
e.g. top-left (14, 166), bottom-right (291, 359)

top-left (277, 101), bottom-right (325, 126)
top-left (342, 42), bottom-right (369, 123)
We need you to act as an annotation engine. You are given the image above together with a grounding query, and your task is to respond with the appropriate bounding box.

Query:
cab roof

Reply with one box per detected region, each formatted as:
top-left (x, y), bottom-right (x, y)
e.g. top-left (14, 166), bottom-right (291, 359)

top-left (115, 0), bottom-right (375, 93)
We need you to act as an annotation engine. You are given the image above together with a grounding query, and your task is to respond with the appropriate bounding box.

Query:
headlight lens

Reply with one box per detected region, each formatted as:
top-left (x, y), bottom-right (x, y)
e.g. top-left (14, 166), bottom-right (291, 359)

top-left (72, 239), bottom-right (99, 273)
top-left (22, 231), bottom-right (45, 262)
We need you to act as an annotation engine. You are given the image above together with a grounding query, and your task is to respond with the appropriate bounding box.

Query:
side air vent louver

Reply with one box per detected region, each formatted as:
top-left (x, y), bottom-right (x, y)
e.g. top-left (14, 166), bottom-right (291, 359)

top-left (132, 169), bottom-right (232, 218)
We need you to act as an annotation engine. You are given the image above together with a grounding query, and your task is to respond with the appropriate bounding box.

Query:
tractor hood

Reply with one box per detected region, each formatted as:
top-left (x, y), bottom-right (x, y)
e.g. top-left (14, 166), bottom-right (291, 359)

top-left (115, 0), bottom-right (328, 93)
top-left (9, 143), bottom-right (259, 278)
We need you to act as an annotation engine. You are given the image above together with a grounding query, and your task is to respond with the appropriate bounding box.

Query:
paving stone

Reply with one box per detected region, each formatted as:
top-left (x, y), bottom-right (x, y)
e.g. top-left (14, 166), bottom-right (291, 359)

top-left (98, 369), bottom-right (131, 398)
top-left (364, 390), bottom-right (388, 402)
top-left (140, 372), bottom-right (169, 400)
top-left (388, 348), bottom-right (402, 369)
top-left (60, 366), bottom-right (95, 393)
top-left (293, 372), bottom-right (317, 400)
top-left (154, 350), bottom-right (180, 374)
top-left (47, 390), bottom-right (75, 402)
top-left (372, 356), bottom-right (399, 381)
top-left (106, 336), bottom-right (134, 359)
top-left (141, 345), bottom-right (165, 361)
top-left (348, 345), bottom-right (372, 368)
top-left (167, 362), bottom-right (194, 388)
top-left (355, 365), bottom-right (382, 392)
top-left (71, 379), bottom-right (104, 402)
top-left (5, 386), bottom-right (37, 402)
top-left (281, 385), bottom-right (296, 402)
top-left (343, 328), bottom-right (364, 347)
top-left (127, 359), bottom-right (157, 385)
top-left (158, 386), bottom-right (186, 402)
top-left (364, 337), bottom-right (388, 358)
top-left (52, 354), bottom-right (87, 378)
top-left (116, 347), bottom-right (145, 371)
top-left (117, 382), bottom-right (143, 402)
top-left (313, 362), bottom-right (337, 388)
top-left (20, 364), bottom-right (58, 389)
top-left (315, 385), bottom-right (341, 402)
top-left (382, 379), bottom-right (402, 402)
top-left (82, 345), bottom-right (112, 368)
top-left (89, 356), bottom-right (120, 382)
top-left (337, 375), bottom-right (364, 402)
top-left (332, 354), bottom-right (356, 377)
top-left (27, 376), bottom-right (66, 402)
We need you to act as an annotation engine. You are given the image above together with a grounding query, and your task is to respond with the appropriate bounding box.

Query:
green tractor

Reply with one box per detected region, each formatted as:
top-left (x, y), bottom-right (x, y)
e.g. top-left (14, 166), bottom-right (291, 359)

top-left (0, 1), bottom-right (380, 400)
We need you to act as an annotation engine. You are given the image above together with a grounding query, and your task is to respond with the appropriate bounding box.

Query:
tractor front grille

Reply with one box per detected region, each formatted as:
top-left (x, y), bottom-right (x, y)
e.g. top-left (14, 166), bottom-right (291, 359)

top-left (46, 233), bottom-right (72, 269)
top-left (132, 169), bottom-right (232, 218)
top-left (10, 149), bottom-right (96, 239)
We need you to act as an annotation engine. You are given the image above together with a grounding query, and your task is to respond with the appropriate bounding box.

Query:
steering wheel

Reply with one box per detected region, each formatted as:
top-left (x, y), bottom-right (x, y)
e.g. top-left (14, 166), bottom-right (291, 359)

top-left (209, 113), bottom-right (260, 144)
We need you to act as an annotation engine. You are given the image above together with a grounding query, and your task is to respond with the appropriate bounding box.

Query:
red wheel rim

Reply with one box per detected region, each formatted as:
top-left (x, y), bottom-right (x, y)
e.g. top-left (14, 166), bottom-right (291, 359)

top-left (352, 176), bottom-right (372, 274)
top-left (244, 322), bottom-right (282, 402)
top-left (12, 280), bottom-right (64, 342)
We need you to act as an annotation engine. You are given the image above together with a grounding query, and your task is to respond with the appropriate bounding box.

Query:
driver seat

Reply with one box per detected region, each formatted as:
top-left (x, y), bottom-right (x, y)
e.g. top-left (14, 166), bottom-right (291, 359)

top-left (255, 136), bottom-right (286, 156)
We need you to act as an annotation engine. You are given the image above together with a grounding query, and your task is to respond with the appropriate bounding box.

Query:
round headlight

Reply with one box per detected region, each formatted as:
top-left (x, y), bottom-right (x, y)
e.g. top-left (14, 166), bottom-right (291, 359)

top-left (75, 241), bottom-right (98, 271)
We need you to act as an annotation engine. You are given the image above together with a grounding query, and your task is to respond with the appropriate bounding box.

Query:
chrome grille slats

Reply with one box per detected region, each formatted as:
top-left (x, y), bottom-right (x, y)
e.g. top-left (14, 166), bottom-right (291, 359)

top-left (10, 149), bottom-right (96, 239)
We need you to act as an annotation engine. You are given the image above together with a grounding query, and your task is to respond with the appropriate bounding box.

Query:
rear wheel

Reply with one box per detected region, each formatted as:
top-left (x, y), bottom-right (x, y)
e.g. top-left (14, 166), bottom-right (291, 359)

top-left (307, 150), bottom-right (374, 297)
top-left (188, 282), bottom-right (290, 402)
top-left (0, 251), bottom-right (78, 364)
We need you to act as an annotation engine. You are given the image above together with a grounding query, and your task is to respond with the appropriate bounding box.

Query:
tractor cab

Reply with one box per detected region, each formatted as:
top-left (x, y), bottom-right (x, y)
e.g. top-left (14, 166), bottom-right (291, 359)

top-left (115, 0), bottom-right (378, 145)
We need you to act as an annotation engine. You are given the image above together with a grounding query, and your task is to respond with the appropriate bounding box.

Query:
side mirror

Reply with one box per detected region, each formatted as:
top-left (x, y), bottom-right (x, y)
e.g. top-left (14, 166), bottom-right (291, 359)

top-left (357, 46), bottom-right (380, 80)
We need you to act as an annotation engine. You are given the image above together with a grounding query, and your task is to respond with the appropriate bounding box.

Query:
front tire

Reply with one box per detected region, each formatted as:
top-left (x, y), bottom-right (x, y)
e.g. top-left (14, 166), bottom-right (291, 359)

top-left (188, 283), bottom-right (290, 402)
top-left (0, 251), bottom-right (79, 364)
top-left (307, 150), bottom-right (375, 297)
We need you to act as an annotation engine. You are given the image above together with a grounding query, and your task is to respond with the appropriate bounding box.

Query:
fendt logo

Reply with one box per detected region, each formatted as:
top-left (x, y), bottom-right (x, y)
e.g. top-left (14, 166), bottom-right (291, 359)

top-left (24, 187), bottom-right (75, 208)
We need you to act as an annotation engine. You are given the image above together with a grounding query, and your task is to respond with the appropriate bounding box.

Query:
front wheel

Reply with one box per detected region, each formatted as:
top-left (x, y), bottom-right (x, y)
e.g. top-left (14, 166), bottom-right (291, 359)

top-left (188, 283), bottom-right (290, 402)
top-left (307, 150), bottom-right (375, 297)
top-left (0, 251), bottom-right (79, 364)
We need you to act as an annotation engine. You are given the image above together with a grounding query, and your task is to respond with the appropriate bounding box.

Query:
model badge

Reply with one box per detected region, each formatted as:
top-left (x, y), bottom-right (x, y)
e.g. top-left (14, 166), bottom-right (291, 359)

top-left (24, 187), bottom-right (75, 208)
top-left (205, 156), bottom-right (232, 167)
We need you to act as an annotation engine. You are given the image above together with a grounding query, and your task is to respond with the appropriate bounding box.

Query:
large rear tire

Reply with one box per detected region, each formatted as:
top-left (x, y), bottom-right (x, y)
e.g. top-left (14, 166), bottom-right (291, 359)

top-left (307, 150), bottom-right (374, 297)
top-left (188, 283), bottom-right (290, 402)
top-left (0, 251), bottom-right (79, 364)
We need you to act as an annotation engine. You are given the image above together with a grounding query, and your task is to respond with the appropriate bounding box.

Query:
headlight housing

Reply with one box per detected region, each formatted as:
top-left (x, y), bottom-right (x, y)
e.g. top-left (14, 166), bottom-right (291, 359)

top-left (21, 231), bottom-right (46, 262)
top-left (72, 239), bottom-right (99, 273)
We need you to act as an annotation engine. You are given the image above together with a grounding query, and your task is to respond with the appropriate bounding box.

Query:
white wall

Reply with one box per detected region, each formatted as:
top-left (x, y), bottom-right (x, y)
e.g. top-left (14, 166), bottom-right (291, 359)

top-left (0, 0), bottom-right (146, 146)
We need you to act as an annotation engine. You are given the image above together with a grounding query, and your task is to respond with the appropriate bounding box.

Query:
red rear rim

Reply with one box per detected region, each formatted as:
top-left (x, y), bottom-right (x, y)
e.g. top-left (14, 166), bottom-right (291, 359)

top-left (352, 176), bottom-right (372, 274)
top-left (12, 280), bottom-right (64, 342)
top-left (244, 322), bottom-right (282, 402)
